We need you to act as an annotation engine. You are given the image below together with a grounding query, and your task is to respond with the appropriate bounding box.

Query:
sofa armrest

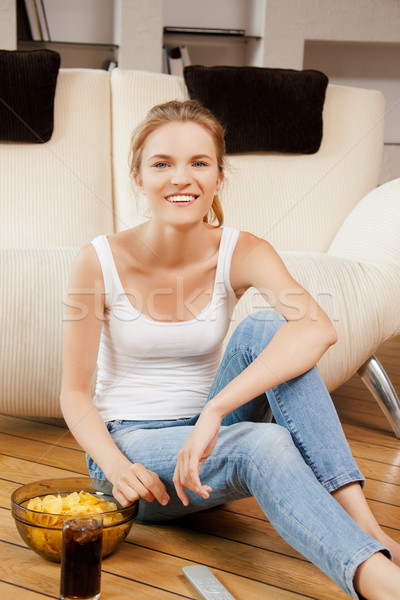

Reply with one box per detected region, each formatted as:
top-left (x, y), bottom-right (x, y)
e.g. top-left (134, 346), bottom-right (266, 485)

top-left (328, 178), bottom-right (400, 269)
top-left (0, 247), bottom-right (78, 417)
top-left (227, 250), bottom-right (400, 392)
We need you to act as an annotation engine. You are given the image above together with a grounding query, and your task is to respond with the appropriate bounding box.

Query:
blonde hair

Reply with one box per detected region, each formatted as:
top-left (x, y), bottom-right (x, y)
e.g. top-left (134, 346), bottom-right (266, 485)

top-left (129, 100), bottom-right (225, 227)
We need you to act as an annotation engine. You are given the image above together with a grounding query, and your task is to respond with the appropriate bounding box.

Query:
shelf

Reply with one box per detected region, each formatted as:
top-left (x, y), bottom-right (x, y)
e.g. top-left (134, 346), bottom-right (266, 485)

top-left (164, 27), bottom-right (260, 40)
top-left (17, 39), bottom-right (118, 49)
top-left (17, 40), bottom-right (118, 70)
top-left (164, 27), bottom-right (261, 41)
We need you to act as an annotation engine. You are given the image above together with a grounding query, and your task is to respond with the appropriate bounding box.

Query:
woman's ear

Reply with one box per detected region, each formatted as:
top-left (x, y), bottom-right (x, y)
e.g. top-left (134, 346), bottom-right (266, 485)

top-left (133, 172), bottom-right (145, 194)
top-left (216, 171), bottom-right (224, 193)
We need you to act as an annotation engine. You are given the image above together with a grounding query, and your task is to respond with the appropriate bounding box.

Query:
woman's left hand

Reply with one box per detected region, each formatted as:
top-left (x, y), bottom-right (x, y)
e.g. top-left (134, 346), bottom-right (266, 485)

top-left (173, 405), bottom-right (222, 506)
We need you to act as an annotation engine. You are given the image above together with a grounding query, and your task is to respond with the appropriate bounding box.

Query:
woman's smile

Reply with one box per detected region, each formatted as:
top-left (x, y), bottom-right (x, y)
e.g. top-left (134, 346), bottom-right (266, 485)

top-left (165, 194), bottom-right (199, 205)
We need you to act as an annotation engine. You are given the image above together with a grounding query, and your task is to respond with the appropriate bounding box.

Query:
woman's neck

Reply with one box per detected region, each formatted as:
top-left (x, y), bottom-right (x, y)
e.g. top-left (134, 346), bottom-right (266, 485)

top-left (139, 220), bottom-right (219, 269)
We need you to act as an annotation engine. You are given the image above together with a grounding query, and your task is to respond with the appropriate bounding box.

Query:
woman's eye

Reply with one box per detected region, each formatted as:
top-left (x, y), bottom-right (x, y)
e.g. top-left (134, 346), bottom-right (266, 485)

top-left (193, 161), bottom-right (207, 168)
top-left (154, 162), bottom-right (168, 168)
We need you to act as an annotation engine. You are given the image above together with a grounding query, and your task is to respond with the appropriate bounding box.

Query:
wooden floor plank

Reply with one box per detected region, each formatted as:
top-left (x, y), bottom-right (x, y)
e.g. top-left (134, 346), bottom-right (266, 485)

top-left (0, 415), bottom-right (79, 450)
top-left (363, 478), bottom-right (400, 507)
top-left (0, 455), bottom-right (84, 496)
top-left (0, 433), bottom-right (87, 474)
top-left (0, 580), bottom-right (54, 600)
top-left (342, 422), bottom-right (400, 449)
top-left (1, 541), bottom-right (191, 600)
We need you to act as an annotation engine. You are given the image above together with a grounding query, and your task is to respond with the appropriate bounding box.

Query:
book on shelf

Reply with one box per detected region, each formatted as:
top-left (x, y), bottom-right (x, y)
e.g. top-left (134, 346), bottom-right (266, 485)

top-left (105, 60), bottom-right (118, 73)
top-left (163, 46), bottom-right (191, 77)
top-left (162, 46), bottom-right (170, 74)
top-left (21, 1), bottom-right (116, 45)
top-left (35, 0), bottom-right (51, 41)
top-left (164, 26), bottom-right (246, 37)
top-left (23, 0), bottom-right (50, 41)
top-left (23, 0), bottom-right (41, 40)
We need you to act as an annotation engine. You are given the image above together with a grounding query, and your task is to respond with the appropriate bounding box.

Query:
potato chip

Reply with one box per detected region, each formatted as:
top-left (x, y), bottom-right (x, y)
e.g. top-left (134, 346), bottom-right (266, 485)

top-left (78, 491), bottom-right (98, 505)
top-left (62, 491), bottom-right (80, 508)
top-left (45, 495), bottom-right (63, 515)
top-left (27, 491), bottom-right (118, 517)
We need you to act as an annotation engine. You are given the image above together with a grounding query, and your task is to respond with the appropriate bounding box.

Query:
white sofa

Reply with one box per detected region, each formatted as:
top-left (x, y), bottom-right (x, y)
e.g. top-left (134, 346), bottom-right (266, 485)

top-left (1, 68), bottom-right (399, 435)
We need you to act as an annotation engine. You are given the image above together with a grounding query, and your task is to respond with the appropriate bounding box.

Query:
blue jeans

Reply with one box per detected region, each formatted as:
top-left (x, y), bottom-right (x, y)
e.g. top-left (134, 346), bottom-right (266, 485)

top-left (87, 311), bottom-right (388, 599)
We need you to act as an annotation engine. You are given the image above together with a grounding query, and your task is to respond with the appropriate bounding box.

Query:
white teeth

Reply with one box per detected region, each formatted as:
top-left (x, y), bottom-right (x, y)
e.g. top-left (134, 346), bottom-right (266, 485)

top-left (166, 195), bottom-right (196, 202)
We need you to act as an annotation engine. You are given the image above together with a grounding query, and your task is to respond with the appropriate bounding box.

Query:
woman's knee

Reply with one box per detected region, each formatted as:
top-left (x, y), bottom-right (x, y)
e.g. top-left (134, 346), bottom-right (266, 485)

top-left (226, 423), bottom-right (298, 493)
top-left (232, 422), bottom-right (294, 464)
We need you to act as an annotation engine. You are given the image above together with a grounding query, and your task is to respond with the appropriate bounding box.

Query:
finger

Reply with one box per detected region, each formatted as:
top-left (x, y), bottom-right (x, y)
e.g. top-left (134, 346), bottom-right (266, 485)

top-left (187, 456), bottom-right (204, 494)
top-left (119, 467), bottom-right (156, 503)
top-left (176, 453), bottom-right (209, 501)
top-left (182, 451), bottom-right (213, 500)
top-left (198, 484), bottom-right (212, 499)
top-left (136, 466), bottom-right (170, 506)
top-left (173, 464), bottom-right (189, 506)
top-left (112, 483), bottom-right (139, 508)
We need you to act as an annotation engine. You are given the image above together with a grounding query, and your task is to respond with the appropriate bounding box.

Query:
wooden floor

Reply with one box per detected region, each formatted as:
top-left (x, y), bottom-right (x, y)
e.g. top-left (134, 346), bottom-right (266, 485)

top-left (1, 338), bottom-right (399, 600)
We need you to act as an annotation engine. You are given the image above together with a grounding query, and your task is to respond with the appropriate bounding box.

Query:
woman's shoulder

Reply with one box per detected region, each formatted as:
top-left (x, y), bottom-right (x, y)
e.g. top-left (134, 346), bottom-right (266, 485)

top-left (233, 230), bottom-right (275, 257)
top-left (67, 242), bottom-right (103, 291)
top-left (230, 230), bottom-right (280, 293)
top-left (75, 241), bottom-right (101, 267)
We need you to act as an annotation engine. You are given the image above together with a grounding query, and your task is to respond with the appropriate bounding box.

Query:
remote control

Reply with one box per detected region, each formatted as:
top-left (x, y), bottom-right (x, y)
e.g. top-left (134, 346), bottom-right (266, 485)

top-left (182, 565), bottom-right (236, 599)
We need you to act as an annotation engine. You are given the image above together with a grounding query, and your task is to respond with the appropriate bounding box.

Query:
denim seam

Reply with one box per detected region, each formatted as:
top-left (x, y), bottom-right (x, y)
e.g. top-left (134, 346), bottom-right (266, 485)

top-left (269, 385), bottom-right (320, 475)
top-left (322, 471), bottom-right (366, 493)
top-left (343, 542), bottom-right (391, 600)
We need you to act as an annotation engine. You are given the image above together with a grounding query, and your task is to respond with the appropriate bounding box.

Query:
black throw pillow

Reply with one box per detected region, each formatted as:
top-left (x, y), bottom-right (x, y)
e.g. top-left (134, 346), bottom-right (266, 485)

top-left (0, 49), bottom-right (60, 143)
top-left (184, 65), bottom-right (329, 154)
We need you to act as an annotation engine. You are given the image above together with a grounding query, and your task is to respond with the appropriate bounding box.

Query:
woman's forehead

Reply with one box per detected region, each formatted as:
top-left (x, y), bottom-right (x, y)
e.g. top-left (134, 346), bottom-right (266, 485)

top-left (143, 121), bottom-right (216, 153)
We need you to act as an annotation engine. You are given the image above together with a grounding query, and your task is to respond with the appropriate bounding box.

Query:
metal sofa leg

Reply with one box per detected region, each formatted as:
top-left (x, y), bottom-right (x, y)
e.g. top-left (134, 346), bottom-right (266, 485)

top-left (357, 354), bottom-right (400, 438)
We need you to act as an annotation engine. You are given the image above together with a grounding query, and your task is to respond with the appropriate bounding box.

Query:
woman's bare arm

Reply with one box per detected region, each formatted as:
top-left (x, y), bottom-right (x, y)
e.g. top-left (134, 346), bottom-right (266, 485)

top-left (207, 231), bottom-right (338, 417)
top-left (60, 244), bottom-right (169, 507)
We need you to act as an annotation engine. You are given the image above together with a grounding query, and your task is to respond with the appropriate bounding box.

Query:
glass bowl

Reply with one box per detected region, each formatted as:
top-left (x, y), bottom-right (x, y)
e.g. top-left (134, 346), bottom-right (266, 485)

top-left (11, 477), bottom-right (138, 562)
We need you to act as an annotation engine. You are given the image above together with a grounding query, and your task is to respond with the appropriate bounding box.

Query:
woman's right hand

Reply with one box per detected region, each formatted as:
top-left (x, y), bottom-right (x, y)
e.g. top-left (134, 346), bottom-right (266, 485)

top-left (111, 461), bottom-right (170, 508)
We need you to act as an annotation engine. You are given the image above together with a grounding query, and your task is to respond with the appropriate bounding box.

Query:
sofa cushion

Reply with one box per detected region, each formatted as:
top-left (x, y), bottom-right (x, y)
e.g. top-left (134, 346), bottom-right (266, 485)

top-left (0, 247), bottom-right (78, 417)
top-left (183, 65), bottom-right (328, 154)
top-left (0, 69), bottom-right (114, 247)
top-left (0, 49), bottom-right (60, 143)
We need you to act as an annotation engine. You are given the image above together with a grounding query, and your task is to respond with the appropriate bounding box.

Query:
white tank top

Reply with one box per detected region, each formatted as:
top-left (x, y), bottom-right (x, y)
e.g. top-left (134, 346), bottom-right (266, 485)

top-left (91, 226), bottom-right (240, 421)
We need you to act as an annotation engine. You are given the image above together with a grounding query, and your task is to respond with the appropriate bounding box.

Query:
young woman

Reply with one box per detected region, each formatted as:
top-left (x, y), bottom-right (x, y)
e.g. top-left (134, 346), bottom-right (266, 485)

top-left (60, 100), bottom-right (400, 600)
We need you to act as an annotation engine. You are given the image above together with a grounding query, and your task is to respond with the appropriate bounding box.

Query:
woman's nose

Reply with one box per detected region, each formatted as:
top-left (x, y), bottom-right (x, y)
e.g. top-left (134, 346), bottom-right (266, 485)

top-left (171, 166), bottom-right (191, 186)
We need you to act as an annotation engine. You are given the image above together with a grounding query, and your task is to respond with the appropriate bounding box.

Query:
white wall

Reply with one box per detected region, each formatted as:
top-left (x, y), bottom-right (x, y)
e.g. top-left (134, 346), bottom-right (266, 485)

top-left (0, 0), bottom-right (16, 49)
top-left (43, 0), bottom-right (115, 44)
top-left (117, 0), bottom-right (163, 71)
top-left (263, 0), bottom-right (400, 69)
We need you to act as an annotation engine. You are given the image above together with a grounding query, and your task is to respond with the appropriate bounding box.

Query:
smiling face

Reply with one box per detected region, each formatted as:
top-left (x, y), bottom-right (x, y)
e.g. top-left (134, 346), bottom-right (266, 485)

top-left (134, 121), bottom-right (223, 227)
